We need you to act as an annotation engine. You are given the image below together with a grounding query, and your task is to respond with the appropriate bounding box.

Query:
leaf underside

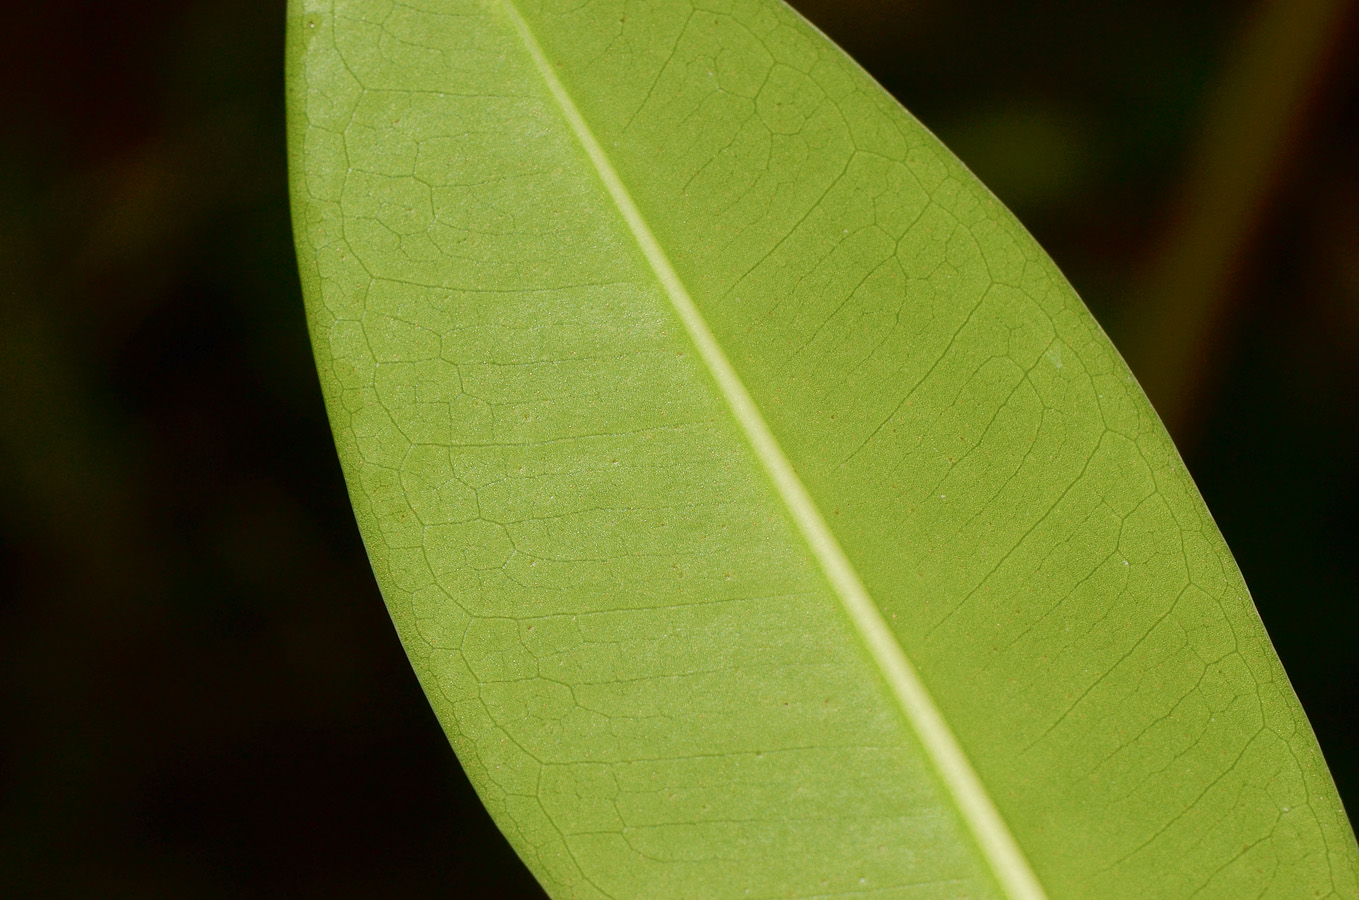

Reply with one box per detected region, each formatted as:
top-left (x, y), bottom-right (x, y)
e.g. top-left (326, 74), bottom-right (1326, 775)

top-left (286, 1), bottom-right (1358, 898)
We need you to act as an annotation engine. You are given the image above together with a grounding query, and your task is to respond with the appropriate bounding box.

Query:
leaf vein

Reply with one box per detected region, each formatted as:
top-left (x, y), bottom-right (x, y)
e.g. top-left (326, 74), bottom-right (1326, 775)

top-left (498, 3), bottom-right (1048, 899)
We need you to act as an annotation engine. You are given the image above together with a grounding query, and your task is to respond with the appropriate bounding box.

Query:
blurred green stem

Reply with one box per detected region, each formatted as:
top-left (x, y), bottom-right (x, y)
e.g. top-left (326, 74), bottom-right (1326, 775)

top-left (1122, 0), bottom-right (1352, 445)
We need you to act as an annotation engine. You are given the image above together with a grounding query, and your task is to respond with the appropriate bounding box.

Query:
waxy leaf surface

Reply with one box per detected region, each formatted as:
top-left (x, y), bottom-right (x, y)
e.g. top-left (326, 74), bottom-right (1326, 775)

top-left (286, 1), bottom-right (1358, 898)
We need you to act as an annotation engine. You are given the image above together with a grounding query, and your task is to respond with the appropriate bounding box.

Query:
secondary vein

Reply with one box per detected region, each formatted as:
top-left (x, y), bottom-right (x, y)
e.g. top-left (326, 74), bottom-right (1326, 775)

top-left (498, 4), bottom-right (1048, 899)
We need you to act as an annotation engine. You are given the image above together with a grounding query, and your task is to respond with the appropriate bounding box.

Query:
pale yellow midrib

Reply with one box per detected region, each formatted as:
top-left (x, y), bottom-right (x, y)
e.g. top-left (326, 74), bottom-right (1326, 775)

top-left (498, 4), bottom-right (1048, 899)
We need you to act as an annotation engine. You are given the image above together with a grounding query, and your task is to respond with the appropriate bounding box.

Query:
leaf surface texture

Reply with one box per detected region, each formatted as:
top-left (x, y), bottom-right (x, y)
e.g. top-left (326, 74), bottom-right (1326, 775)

top-left (286, 1), bottom-right (1359, 898)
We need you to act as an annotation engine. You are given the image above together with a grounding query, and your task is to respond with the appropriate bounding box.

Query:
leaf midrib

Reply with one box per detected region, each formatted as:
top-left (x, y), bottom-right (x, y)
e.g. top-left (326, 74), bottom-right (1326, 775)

top-left (498, 3), bottom-right (1047, 898)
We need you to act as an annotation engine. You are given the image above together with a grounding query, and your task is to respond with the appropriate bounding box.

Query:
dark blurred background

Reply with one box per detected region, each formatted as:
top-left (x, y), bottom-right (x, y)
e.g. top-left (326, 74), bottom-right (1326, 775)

top-left (1, 0), bottom-right (1355, 896)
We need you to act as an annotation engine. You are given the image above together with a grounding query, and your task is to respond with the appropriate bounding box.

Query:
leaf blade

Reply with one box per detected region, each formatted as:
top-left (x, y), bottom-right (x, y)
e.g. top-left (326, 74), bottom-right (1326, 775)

top-left (286, 1), bottom-right (1359, 898)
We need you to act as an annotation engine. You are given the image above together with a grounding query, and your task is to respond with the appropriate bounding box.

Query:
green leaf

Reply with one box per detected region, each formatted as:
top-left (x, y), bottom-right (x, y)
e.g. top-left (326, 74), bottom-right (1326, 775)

top-left (285, 1), bottom-right (1358, 897)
